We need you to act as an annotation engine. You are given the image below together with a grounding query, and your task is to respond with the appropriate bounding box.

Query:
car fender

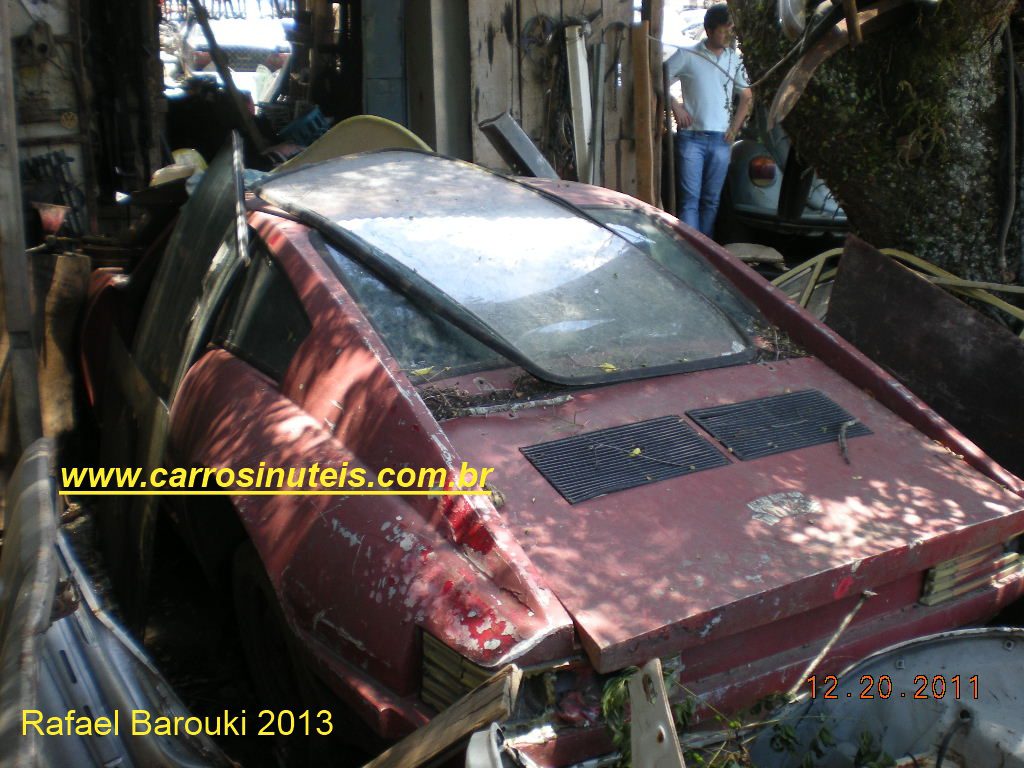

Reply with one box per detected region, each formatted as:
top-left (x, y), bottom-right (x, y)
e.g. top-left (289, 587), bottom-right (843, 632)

top-left (170, 350), bottom-right (573, 726)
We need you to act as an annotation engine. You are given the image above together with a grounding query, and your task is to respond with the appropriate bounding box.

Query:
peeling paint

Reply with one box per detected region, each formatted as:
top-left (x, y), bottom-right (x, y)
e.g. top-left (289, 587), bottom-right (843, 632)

top-left (699, 614), bottom-right (723, 638)
top-left (330, 519), bottom-right (363, 548)
top-left (312, 610), bottom-right (367, 653)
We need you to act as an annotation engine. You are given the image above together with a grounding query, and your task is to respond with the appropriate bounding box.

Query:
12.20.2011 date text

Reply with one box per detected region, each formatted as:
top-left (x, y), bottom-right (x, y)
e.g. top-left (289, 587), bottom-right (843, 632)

top-left (806, 674), bottom-right (979, 700)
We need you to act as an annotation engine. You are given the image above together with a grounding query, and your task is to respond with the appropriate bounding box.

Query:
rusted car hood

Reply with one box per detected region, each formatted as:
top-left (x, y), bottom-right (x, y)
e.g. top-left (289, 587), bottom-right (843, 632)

top-left (439, 356), bottom-right (1024, 673)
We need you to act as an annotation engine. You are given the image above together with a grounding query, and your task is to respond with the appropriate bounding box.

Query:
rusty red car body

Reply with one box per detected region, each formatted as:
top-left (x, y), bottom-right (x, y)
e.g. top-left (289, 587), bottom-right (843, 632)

top-left (81, 148), bottom-right (1024, 766)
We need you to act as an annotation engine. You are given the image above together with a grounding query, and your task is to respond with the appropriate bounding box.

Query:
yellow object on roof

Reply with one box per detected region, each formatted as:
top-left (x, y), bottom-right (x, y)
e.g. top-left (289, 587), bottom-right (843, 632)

top-left (275, 114), bottom-right (432, 172)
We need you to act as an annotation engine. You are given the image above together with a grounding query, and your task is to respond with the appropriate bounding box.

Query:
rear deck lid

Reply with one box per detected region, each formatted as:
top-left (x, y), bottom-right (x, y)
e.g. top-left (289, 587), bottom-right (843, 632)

top-left (439, 358), bottom-right (1024, 672)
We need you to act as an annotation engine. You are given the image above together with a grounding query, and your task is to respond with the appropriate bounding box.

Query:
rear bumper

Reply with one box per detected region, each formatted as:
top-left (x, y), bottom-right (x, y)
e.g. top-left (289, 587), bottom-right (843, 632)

top-left (728, 205), bottom-right (847, 235)
top-left (466, 569), bottom-right (1024, 767)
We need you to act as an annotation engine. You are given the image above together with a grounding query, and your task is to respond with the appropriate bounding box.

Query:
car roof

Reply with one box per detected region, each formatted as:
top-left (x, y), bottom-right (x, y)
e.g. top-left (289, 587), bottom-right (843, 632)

top-left (258, 149), bottom-right (579, 226)
top-left (255, 150), bottom-right (754, 386)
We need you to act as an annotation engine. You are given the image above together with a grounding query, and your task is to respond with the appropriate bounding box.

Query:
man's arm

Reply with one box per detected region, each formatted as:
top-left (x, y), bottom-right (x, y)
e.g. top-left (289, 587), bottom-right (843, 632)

top-left (671, 95), bottom-right (693, 129)
top-left (725, 87), bottom-right (752, 143)
top-left (666, 48), bottom-right (692, 130)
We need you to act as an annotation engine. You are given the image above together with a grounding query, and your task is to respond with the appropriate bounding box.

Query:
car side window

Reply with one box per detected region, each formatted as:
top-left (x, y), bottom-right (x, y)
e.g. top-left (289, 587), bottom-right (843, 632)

top-left (214, 241), bottom-right (311, 383)
top-left (133, 147), bottom-right (239, 400)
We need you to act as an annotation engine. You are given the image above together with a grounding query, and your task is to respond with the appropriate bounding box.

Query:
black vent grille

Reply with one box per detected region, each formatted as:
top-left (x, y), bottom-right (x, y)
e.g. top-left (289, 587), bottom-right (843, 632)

top-left (520, 416), bottom-right (729, 504)
top-left (687, 390), bottom-right (871, 460)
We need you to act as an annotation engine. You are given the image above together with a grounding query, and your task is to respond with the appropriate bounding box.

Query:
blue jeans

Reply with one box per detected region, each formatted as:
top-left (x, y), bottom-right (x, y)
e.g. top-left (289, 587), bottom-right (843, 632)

top-left (675, 131), bottom-right (732, 237)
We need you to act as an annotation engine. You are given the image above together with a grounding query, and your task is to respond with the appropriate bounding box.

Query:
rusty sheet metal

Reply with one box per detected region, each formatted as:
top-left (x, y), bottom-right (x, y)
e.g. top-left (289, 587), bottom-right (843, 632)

top-left (826, 236), bottom-right (1024, 480)
top-left (0, 439), bottom-right (57, 767)
top-left (440, 355), bottom-right (1024, 673)
top-left (0, 439), bottom-right (232, 767)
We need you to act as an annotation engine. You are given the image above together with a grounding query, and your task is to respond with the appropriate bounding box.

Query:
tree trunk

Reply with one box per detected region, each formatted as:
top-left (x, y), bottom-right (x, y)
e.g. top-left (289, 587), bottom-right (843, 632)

top-left (731, 0), bottom-right (1020, 282)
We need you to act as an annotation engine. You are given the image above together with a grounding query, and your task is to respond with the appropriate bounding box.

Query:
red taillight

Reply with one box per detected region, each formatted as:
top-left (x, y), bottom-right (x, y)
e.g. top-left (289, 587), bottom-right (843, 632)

top-left (192, 50), bottom-right (211, 70)
top-left (748, 155), bottom-right (777, 187)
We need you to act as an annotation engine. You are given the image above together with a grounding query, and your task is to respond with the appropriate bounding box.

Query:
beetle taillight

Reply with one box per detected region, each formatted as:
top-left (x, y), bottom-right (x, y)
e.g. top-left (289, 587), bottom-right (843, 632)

top-left (920, 538), bottom-right (1023, 606)
top-left (748, 155), bottom-right (777, 187)
top-left (421, 632), bottom-right (490, 711)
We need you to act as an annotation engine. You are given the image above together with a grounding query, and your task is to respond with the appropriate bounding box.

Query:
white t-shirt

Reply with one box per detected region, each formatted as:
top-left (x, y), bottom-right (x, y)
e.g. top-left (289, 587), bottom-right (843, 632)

top-left (665, 40), bottom-right (749, 133)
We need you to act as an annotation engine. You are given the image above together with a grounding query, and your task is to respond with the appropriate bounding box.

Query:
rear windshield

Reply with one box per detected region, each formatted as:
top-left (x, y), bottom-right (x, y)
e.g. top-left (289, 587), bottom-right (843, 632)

top-left (259, 151), bottom-right (758, 384)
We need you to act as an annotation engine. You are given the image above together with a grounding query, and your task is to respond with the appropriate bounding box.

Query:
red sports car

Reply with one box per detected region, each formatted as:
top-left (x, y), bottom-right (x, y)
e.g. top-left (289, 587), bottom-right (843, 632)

top-left (81, 141), bottom-right (1024, 766)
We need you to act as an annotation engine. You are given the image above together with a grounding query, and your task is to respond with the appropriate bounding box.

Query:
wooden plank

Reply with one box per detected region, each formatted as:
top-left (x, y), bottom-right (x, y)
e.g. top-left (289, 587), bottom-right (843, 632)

top-left (843, 0), bottom-right (863, 46)
top-left (590, 41), bottom-right (606, 185)
top-left (603, 138), bottom-right (638, 196)
top-left (565, 25), bottom-right (592, 181)
top-left (363, 665), bottom-right (522, 768)
top-left (648, 0), bottom-right (665, 206)
top-left (648, 0), bottom-right (666, 39)
top-left (37, 253), bottom-right (90, 442)
top-left (627, 659), bottom-right (686, 768)
top-left (468, 0), bottom-right (520, 170)
top-left (649, 41), bottom-right (663, 207)
top-left (578, 0), bottom-right (605, 180)
top-left (517, 0), bottom-right (561, 156)
top-left (632, 22), bottom-right (655, 203)
top-left (600, 15), bottom-right (630, 143)
top-left (599, 0), bottom-right (636, 194)
top-left (0, 0), bottom-right (43, 451)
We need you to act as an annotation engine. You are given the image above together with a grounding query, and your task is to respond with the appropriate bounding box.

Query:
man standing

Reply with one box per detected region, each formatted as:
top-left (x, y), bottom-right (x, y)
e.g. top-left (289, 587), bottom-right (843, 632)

top-left (666, 4), bottom-right (753, 237)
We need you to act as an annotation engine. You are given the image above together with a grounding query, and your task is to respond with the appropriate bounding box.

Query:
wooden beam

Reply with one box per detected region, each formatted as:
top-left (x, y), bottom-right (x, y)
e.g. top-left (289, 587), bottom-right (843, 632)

top-left (628, 659), bottom-right (686, 768)
top-left (648, 0), bottom-right (665, 207)
top-left (590, 41), bottom-right (607, 185)
top-left (37, 253), bottom-right (91, 443)
top-left (363, 665), bottom-right (522, 768)
top-left (0, 0), bottom-right (43, 450)
top-left (468, 0), bottom-right (519, 169)
top-left (843, 0), bottom-right (863, 46)
top-left (565, 25), bottom-right (593, 182)
top-left (632, 21), bottom-right (655, 204)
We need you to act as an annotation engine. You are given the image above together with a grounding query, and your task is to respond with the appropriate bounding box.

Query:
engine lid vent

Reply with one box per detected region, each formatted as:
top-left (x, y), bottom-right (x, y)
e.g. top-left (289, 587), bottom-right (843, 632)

top-left (521, 416), bottom-right (729, 504)
top-left (687, 389), bottom-right (871, 461)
